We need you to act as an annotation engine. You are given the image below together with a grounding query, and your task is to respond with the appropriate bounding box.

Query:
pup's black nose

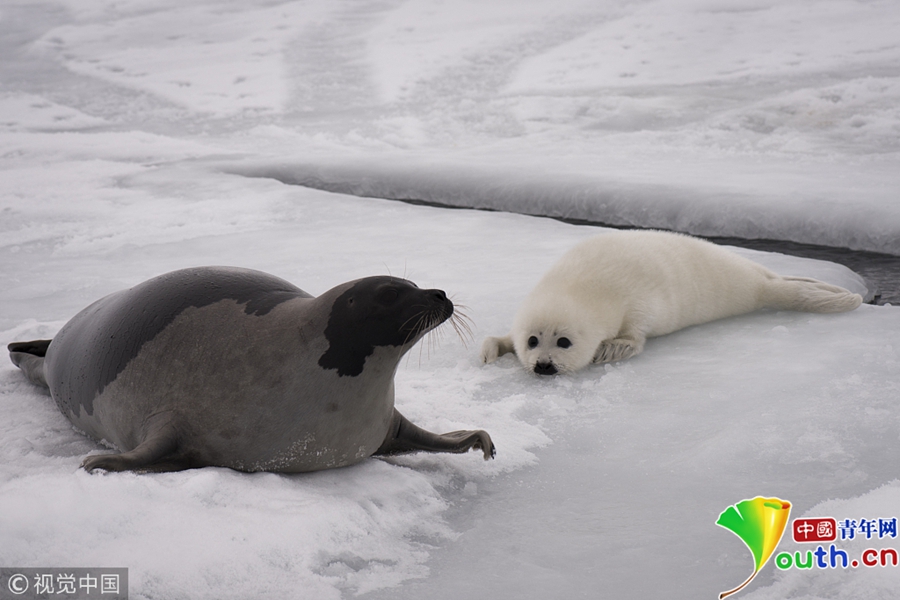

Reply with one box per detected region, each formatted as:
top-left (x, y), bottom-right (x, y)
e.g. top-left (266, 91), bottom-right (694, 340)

top-left (534, 362), bottom-right (558, 375)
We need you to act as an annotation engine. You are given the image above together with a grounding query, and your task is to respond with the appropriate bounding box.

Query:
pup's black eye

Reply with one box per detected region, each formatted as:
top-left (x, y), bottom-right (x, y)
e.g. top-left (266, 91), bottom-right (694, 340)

top-left (527, 336), bottom-right (539, 349)
top-left (557, 337), bottom-right (571, 349)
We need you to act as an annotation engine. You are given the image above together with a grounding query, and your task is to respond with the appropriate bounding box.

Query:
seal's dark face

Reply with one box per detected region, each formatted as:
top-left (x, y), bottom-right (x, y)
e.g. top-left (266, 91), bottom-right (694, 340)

top-left (318, 277), bottom-right (453, 377)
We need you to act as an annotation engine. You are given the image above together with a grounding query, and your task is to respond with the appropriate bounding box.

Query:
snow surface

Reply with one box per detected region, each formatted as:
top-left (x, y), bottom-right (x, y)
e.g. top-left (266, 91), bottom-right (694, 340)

top-left (1, 1), bottom-right (899, 599)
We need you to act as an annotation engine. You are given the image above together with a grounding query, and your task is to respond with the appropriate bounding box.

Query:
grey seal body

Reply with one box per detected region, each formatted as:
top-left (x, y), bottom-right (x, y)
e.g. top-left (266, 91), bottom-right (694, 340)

top-left (9, 267), bottom-right (494, 473)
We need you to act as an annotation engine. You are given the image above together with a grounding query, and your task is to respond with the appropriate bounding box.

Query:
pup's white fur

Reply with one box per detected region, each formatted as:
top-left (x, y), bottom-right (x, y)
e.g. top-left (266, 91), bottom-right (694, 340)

top-left (482, 230), bottom-right (862, 375)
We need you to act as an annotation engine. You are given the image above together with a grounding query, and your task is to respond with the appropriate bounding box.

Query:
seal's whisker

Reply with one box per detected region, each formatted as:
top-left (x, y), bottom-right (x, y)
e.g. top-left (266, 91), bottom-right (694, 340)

top-left (400, 310), bottom-right (429, 346)
top-left (416, 313), bottom-right (431, 367)
top-left (419, 312), bottom-right (452, 362)
top-left (399, 310), bottom-right (425, 331)
top-left (431, 314), bottom-right (448, 359)
top-left (430, 319), bottom-right (447, 352)
top-left (448, 305), bottom-right (474, 347)
top-left (446, 296), bottom-right (475, 345)
top-left (447, 317), bottom-right (465, 347)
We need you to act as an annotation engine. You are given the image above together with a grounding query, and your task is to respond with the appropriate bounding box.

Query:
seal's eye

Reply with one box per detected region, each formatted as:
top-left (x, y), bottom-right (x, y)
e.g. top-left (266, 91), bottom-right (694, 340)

top-left (527, 336), bottom-right (539, 349)
top-left (557, 337), bottom-right (571, 349)
top-left (378, 287), bottom-right (399, 304)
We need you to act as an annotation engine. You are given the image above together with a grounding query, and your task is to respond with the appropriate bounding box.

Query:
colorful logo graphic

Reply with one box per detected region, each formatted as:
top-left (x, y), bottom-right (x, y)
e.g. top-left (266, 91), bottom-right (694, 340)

top-left (716, 496), bottom-right (792, 599)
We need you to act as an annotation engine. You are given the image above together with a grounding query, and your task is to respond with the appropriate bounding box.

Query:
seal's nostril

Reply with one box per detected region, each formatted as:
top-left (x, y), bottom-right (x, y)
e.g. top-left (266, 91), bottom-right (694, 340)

top-left (534, 362), bottom-right (558, 375)
top-left (431, 290), bottom-right (447, 302)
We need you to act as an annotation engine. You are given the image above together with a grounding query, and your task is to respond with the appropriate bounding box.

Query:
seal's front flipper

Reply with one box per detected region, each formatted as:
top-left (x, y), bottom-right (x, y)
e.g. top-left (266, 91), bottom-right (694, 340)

top-left (480, 335), bottom-right (515, 364)
top-left (375, 410), bottom-right (496, 460)
top-left (8, 339), bottom-right (52, 389)
top-left (593, 332), bottom-right (646, 364)
top-left (82, 413), bottom-right (184, 473)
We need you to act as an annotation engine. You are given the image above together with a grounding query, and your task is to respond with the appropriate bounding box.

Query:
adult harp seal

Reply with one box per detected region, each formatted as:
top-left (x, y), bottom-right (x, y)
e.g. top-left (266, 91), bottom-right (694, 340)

top-left (9, 267), bottom-right (494, 472)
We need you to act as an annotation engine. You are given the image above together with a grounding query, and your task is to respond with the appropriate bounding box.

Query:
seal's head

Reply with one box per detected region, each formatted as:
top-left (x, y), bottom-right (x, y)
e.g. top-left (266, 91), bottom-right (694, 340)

top-left (318, 276), bottom-right (454, 377)
top-left (510, 298), bottom-right (601, 376)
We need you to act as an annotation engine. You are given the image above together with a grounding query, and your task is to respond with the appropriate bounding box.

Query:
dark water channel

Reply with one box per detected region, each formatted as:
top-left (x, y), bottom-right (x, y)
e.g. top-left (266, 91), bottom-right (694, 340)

top-left (244, 170), bottom-right (900, 305)
top-left (409, 198), bottom-right (900, 306)
top-left (413, 197), bottom-right (900, 304)
top-left (566, 218), bottom-right (900, 305)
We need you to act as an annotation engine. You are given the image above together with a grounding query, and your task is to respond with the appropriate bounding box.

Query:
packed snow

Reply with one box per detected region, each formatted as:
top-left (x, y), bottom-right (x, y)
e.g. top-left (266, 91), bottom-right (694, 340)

top-left (1, 1), bottom-right (898, 599)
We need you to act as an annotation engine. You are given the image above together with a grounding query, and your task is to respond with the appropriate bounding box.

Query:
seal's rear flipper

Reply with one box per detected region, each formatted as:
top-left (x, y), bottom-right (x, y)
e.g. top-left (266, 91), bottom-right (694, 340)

top-left (8, 339), bottom-right (53, 389)
top-left (765, 277), bottom-right (863, 313)
top-left (375, 410), bottom-right (496, 460)
top-left (82, 413), bottom-right (184, 473)
top-left (8, 339), bottom-right (52, 356)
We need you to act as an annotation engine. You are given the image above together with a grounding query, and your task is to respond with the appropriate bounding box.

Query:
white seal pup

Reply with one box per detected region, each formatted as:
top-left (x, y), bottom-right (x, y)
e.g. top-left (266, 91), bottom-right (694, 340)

top-left (8, 267), bottom-right (494, 472)
top-left (481, 230), bottom-right (862, 375)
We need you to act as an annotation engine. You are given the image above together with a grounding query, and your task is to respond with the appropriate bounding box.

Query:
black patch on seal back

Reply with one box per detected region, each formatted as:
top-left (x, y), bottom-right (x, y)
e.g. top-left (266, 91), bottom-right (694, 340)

top-left (47, 266), bottom-right (310, 416)
top-left (317, 277), bottom-right (451, 377)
